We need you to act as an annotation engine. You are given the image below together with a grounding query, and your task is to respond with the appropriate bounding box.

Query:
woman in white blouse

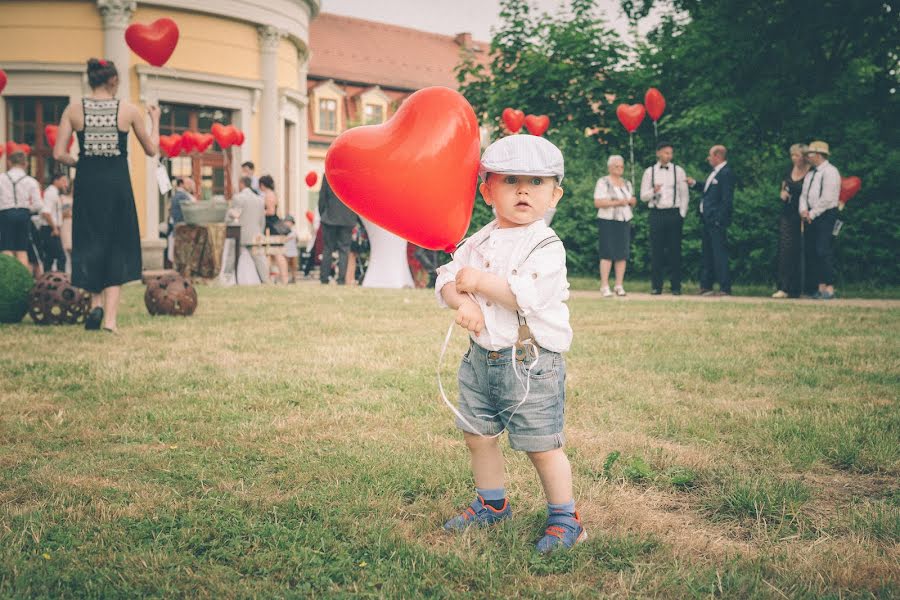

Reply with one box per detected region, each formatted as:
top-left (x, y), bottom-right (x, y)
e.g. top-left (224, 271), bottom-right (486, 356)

top-left (594, 155), bottom-right (636, 297)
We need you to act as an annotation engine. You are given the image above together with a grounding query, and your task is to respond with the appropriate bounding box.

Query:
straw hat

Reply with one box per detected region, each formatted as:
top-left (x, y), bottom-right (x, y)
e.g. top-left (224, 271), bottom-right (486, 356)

top-left (806, 140), bottom-right (830, 156)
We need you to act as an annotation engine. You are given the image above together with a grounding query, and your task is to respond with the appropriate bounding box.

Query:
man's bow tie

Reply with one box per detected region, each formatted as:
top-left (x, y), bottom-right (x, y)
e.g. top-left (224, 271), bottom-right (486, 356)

top-left (660, 165), bottom-right (669, 170)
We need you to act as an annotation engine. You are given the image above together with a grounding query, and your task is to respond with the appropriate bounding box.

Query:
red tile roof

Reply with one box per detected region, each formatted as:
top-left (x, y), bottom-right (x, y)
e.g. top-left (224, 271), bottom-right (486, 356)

top-left (308, 13), bottom-right (489, 91)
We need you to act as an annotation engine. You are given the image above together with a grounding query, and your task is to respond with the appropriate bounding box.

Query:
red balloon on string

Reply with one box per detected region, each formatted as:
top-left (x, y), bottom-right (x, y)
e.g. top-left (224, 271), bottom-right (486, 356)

top-left (180, 131), bottom-right (200, 153)
top-left (524, 114), bottom-right (550, 136)
top-left (125, 18), bottom-right (179, 67)
top-left (305, 210), bottom-right (315, 223)
top-left (0, 69), bottom-right (7, 95)
top-left (233, 128), bottom-right (245, 146)
top-left (839, 176), bottom-right (861, 203)
top-left (211, 123), bottom-right (233, 149)
top-left (325, 86), bottom-right (481, 252)
top-left (616, 104), bottom-right (646, 133)
top-left (44, 125), bottom-right (75, 152)
top-left (644, 88), bottom-right (666, 122)
top-left (194, 133), bottom-right (214, 153)
top-left (159, 134), bottom-right (182, 158)
top-left (501, 108), bottom-right (525, 133)
top-left (305, 171), bottom-right (318, 187)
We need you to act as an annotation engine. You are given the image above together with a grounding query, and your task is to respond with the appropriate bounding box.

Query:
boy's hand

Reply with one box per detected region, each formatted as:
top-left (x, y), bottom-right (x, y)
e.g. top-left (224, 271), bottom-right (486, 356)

top-left (455, 298), bottom-right (484, 334)
top-left (455, 267), bottom-right (482, 294)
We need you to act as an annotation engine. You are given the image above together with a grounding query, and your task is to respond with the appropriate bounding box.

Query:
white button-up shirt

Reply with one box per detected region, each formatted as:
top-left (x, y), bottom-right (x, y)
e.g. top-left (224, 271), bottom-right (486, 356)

top-left (640, 162), bottom-right (689, 218)
top-left (435, 219), bottom-right (572, 353)
top-left (39, 184), bottom-right (63, 228)
top-left (799, 160), bottom-right (840, 219)
top-left (0, 167), bottom-right (42, 212)
top-left (594, 176), bottom-right (634, 222)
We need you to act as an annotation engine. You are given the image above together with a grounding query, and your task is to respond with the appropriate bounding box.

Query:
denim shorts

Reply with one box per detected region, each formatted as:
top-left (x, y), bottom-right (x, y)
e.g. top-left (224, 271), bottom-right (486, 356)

top-left (456, 341), bottom-right (566, 452)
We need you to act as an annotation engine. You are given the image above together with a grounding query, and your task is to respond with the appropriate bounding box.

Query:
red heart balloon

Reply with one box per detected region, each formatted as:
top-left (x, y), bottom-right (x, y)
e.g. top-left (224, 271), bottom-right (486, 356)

top-left (501, 108), bottom-right (525, 133)
top-left (159, 134), bottom-right (182, 158)
top-left (325, 86), bottom-right (480, 252)
top-left (180, 130), bottom-right (199, 154)
top-left (616, 103), bottom-right (646, 133)
top-left (645, 88), bottom-right (666, 122)
top-left (5, 141), bottom-right (30, 156)
top-left (0, 69), bottom-right (7, 95)
top-left (305, 171), bottom-right (318, 187)
top-left (211, 123), bottom-right (233, 149)
top-left (305, 210), bottom-right (315, 223)
top-left (125, 18), bottom-right (179, 67)
top-left (194, 133), bottom-right (214, 153)
top-left (839, 176), bottom-right (861, 203)
top-left (44, 125), bottom-right (75, 152)
top-left (524, 114), bottom-right (550, 136)
top-left (234, 128), bottom-right (245, 146)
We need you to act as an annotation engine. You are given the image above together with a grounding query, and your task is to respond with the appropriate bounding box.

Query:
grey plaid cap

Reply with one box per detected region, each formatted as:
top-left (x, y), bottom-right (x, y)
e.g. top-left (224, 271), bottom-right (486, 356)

top-left (478, 134), bottom-right (565, 183)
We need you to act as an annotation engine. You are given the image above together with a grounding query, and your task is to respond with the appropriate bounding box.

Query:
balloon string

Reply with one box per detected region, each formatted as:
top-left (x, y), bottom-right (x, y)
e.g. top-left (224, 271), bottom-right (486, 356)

top-left (437, 311), bottom-right (539, 440)
top-left (629, 133), bottom-right (635, 191)
top-left (653, 120), bottom-right (658, 143)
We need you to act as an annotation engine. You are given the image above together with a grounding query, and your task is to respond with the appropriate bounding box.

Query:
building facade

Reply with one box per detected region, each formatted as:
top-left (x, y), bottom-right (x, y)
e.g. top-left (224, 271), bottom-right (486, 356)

top-left (0, 0), bottom-right (319, 265)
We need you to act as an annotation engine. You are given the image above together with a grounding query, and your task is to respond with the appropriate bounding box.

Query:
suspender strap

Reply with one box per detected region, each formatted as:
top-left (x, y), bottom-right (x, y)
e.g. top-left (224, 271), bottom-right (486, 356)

top-left (514, 234), bottom-right (562, 355)
top-left (4, 172), bottom-right (23, 208)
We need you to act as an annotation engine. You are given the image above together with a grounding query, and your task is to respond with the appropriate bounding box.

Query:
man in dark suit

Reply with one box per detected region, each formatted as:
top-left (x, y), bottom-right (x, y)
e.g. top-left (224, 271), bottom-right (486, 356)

top-left (688, 145), bottom-right (734, 296)
top-left (318, 175), bottom-right (358, 285)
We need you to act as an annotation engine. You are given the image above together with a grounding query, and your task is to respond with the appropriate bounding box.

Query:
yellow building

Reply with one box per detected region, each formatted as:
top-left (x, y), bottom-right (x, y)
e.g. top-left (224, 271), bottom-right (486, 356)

top-left (0, 0), bottom-right (319, 268)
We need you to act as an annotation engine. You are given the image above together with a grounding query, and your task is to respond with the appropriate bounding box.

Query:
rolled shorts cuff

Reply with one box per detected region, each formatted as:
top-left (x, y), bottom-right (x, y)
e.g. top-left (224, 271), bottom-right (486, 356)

top-left (454, 414), bottom-right (502, 437)
top-left (508, 431), bottom-right (565, 452)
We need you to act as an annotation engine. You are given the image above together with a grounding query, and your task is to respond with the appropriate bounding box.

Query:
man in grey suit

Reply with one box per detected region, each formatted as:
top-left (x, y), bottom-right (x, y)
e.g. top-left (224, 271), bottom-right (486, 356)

top-left (229, 176), bottom-right (268, 284)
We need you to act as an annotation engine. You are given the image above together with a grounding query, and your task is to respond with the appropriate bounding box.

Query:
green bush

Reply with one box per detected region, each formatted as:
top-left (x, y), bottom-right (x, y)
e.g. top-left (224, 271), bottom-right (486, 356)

top-left (0, 254), bottom-right (34, 323)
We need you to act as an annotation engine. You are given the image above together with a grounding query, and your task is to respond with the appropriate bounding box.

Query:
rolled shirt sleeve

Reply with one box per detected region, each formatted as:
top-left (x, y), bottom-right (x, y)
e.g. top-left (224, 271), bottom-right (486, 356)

top-left (812, 165), bottom-right (841, 219)
top-left (677, 166), bottom-right (690, 218)
top-left (639, 167), bottom-right (655, 203)
top-left (434, 242), bottom-right (471, 308)
top-left (507, 242), bottom-right (568, 317)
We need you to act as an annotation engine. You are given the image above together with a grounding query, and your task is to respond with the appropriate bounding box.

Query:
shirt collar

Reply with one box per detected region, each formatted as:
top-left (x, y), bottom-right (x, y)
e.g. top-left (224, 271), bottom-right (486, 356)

top-left (655, 162), bottom-right (671, 170)
top-left (712, 161), bottom-right (727, 174)
top-left (7, 167), bottom-right (25, 176)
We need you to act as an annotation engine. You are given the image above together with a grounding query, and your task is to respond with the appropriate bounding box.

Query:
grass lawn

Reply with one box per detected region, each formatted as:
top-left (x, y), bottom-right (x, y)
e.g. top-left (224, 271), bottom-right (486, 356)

top-left (1, 283), bottom-right (898, 598)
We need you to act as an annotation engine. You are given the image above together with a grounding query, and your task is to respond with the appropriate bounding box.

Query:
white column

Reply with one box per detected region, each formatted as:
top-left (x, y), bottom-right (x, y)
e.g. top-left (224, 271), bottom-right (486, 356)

top-left (258, 26), bottom-right (281, 175)
top-left (298, 49), bottom-right (310, 236)
top-left (97, 0), bottom-right (135, 102)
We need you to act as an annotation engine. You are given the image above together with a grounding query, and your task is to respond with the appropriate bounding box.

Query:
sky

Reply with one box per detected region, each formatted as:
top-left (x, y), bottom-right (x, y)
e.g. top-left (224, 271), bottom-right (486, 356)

top-left (320, 0), bottom-right (660, 43)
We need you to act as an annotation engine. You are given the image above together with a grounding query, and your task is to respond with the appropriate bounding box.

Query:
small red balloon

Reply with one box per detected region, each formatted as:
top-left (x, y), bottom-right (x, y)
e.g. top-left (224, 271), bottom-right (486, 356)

top-left (159, 134), bottom-right (182, 158)
top-left (305, 171), bottom-right (318, 187)
top-left (616, 104), bottom-right (646, 133)
top-left (233, 128), bottom-right (245, 146)
top-left (305, 210), bottom-right (315, 223)
top-left (44, 125), bottom-right (74, 152)
top-left (194, 133), bottom-right (214, 153)
top-left (5, 141), bottom-right (30, 156)
top-left (125, 18), bottom-right (179, 67)
top-left (325, 86), bottom-right (481, 253)
top-left (645, 88), bottom-right (666, 122)
top-left (524, 114), bottom-right (550, 136)
top-left (211, 123), bottom-right (233, 149)
top-left (501, 108), bottom-right (525, 133)
top-left (839, 176), bottom-right (861, 203)
top-left (0, 69), bottom-right (7, 95)
top-left (180, 131), bottom-right (200, 154)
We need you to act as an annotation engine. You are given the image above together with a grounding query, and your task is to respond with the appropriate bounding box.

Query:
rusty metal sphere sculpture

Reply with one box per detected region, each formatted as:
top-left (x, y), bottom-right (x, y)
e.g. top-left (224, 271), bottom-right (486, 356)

top-left (28, 271), bottom-right (91, 325)
top-left (144, 273), bottom-right (198, 316)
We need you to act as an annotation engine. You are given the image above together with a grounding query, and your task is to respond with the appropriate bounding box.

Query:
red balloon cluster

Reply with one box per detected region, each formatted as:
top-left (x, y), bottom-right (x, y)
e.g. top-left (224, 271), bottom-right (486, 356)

top-left (500, 108), bottom-right (550, 136)
top-left (839, 176), bottom-right (861, 204)
top-left (4, 141), bottom-right (31, 156)
top-left (305, 171), bottom-right (318, 187)
top-left (159, 124), bottom-right (244, 158)
top-left (325, 86), bottom-right (481, 252)
top-left (44, 125), bottom-right (75, 152)
top-left (615, 88), bottom-right (666, 132)
top-left (125, 18), bottom-right (179, 67)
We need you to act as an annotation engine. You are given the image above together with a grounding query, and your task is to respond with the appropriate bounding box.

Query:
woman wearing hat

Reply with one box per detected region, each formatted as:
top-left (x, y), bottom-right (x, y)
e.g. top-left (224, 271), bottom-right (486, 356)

top-left (799, 141), bottom-right (841, 299)
top-left (772, 144), bottom-right (810, 298)
top-left (593, 155), bottom-right (636, 297)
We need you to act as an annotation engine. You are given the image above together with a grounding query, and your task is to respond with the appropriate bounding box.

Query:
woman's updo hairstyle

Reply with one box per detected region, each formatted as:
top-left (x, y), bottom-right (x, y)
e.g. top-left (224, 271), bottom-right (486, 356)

top-left (87, 58), bottom-right (118, 89)
top-left (259, 175), bottom-right (275, 191)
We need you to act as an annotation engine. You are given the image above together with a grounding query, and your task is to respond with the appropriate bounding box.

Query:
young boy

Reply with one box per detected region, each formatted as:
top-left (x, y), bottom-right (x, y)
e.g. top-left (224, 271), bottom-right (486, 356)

top-left (435, 135), bottom-right (584, 553)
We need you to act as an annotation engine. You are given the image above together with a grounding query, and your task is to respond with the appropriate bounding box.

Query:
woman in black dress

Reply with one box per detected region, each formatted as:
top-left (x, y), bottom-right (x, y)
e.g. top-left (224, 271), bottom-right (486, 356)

top-left (53, 58), bottom-right (160, 331)
top-left (593, 155), bottom-right (636, 297)
top-left (772, 144), bottom-right (810, 298)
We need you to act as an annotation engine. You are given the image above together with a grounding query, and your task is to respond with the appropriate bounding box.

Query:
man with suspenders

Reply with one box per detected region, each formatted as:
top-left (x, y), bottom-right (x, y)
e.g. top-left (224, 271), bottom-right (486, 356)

top-left (0, 151), bottom-right (43, 269)
top-left (639, 141), bottom-right (690, 295)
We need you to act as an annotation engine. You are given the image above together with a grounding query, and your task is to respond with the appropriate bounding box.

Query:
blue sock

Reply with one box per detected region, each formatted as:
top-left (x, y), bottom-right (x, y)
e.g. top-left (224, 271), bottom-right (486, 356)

top-left (548, 500), bottom-right (576, 516)
top-left (476, 487), bottom-right (506, 510)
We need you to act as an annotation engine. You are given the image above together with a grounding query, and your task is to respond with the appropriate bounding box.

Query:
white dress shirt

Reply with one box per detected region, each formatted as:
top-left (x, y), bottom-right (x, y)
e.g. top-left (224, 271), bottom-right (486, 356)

top-left (799, 160), bottom-right (840, 219)
top-left (39, 185), bottom-right (63, 228)
top-left (0, 167), bottom-right (42, 212)
top-left (435, 219), bottom-right (572, 353)
top-left (640, 162), bottom-right (690, 218)
top-left (594, 176), bottom-right (634, 222)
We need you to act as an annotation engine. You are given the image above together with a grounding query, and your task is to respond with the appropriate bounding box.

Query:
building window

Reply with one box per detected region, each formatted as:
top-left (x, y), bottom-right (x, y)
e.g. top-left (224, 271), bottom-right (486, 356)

top-left (158, 103), bottom-right (233, 222)
top-left (318, 98), bottom-right (338, 133)
top-left (363, 103), bottom-right (384, 125)
top-left (5, 96), bottom-right (68, 184)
